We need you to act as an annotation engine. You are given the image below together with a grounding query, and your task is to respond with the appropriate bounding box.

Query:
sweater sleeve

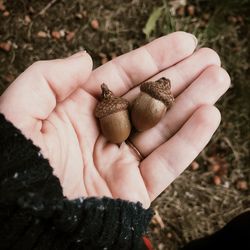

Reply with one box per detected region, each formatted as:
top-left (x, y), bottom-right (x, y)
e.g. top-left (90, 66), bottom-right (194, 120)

top-left (0, 113), bottom-right (153, 250)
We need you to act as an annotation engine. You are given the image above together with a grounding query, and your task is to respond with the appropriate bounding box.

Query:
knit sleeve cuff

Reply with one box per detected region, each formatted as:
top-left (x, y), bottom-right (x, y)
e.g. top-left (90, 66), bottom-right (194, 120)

top-left (0, 113), bottom-right (153, 249)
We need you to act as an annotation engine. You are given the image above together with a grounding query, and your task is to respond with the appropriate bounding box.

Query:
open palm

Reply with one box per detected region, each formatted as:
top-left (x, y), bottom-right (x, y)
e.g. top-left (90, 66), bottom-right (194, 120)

top-left (0, 32), bottom-right (230, 208)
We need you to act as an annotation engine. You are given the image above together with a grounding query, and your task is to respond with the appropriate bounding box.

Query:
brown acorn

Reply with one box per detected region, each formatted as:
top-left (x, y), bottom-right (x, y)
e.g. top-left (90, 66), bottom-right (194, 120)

top-left (131, 77), bottom-right (174, 131)
top-left (95, 83), bottom-right (131, 144)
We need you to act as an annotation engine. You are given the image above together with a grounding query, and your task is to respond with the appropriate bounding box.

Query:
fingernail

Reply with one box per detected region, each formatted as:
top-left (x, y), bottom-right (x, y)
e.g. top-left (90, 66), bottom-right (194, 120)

top-left (191, 34), bottom-right (198, 46)
top-left (70, 50), bottom-right (87, 58)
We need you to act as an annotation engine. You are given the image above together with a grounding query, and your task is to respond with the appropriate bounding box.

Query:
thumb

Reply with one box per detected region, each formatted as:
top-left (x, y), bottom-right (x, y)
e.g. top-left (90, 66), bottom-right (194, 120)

top-left (0, 51), bottom-right (92, 133)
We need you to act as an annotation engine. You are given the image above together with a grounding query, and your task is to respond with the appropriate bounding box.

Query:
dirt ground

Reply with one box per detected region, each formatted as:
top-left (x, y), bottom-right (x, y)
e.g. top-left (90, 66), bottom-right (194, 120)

top-left (0, 0), bottom-right (249, 249)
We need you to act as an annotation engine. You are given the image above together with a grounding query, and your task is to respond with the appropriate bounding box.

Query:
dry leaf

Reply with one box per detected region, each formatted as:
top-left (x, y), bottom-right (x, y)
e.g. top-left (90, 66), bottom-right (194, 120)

top-left (152, 209), bottom-right (165, 229)
top-left (218, 165), bottom-right (228, 176)
top-left (213, 175), bottom-right (221, 185)
top-left (29, 6), bottom-right (35, 14)
top-left (158, 243), bottom-right (165, 250)
top-left (91, 19), bottom-right (99, 30)
top-left (66, 31), bottom-right (75, 42)
top-left (75, 13), bottom-right (83, 19)
top-left (191, 161), bottom-right (199, 171)
top-left (203, 13), bottom-right (210, 21)
top-left (37, 31), bottom-right (47, 38)
top-left (210, 163), bottom-right (221, 173)
top-left (101, 57), bottom-right (108, 64)
top-left (153, 227), bottom-right (160, 235)
top-left (3, 10), bottom-right (9, 16)
top-left (99, 52), bottom-right (108, 64)
top-left (51, 31), bottom-right (61, 39)
top-left (167, 232), bottom-right (172, 238)
top-left (3, 74), bottom-right (15, 83)
top-left (143, 6), bottom-right (163, 39)
top-left (110, 52), bottom-right (117, 59)
top-left (208, 156), bottom-right (228, 177)
top-left (236, 180), bottom-right (248, 191)
top-left (0, 41), bottom-right (12, 52)
top-left (82, 10), bottom-right (87, 17)
top-left (176, 6), bottom-right (185, 16)
top-left (0, 0), bottom-right (6, 11)
top-left (59, 29), bottom-right (65, 37)
top-left (187, 5), bottom-right (195, 16)
top-left (24, 15), bottom-right (31, 25)
top-left (237, 15), bottom-right (244, 24)
top-left (98, 52), bottom-right (106, 58)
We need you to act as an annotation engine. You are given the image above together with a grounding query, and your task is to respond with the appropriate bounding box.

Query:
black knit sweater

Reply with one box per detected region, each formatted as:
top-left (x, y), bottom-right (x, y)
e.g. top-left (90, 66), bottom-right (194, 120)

top-left (0, 113), bottom-right (153, 250)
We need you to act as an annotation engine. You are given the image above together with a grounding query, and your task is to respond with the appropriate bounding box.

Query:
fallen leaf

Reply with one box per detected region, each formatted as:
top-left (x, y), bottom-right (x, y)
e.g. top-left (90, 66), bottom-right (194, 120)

top-left (218, 165), bottom-right (228, 176)
top-left (24, 15), bottom-right (31, 25)
top-left (191, 161), bottom-right (199, 171)
top-left (0, 0), bottom-right (6, 11)
top-left (169, 0), bottom-right (187, 12)
top-left (143, 6), bottom-right (163, 39)
top-left (51, 31), bottom-right (61, 39)
top-left (203, 13), bottom-right (210, 21)
top-left (167, 232), bottom-right (172, 238)
top-left (29, 6), bottom-right (35, 14)
top-left (237, 15), bottom-right (244, 24)
top-left (176, 6), bottom-right (185, 16)
top-left (101, 57), bottom-right (108, 64)
top-left (207, 156), bottom-right (217, 164)
top-left (0, 41), bottom-right (12, 52)
top-left (198, 20), bottom-right (207, 28)
top-left (37, 31), bottom-right (47, 38)
top-left (110, 52), bottom-right (117, 59)
top-left (210, 163), bottom-right (221, 173)
top-left (99, 52), bottom-right (108, 64)
top-left (75, 13), bottom-right (83, 19)
top-left (98, 52), bottom-right (106, 58)
top-left (227, 16), bottom-right (237, 24)
top-left (158, 243), bottom-right (165, 250)
top-left (208, 156), bottom-right (228, 176)
top-left (82, 10), bottom-right (87, 17)
top-left (3, 10), bottom-right (9, 16)
top-left (66, 31), bottom-right (75, 42)
top-left (3, 74), bottom-right (15, 83)
top-left (187, 5), bottom-right (195, 16)
top-left (91, 19), bottom-right (99, 30)
top-left (152, 227), bottom-right (159, 235)
top-left (59, 29), bottom-right (65, 37)
top-left (213, 175), bottom-right (221, 185)
top-left (152, 209), bottom-right (165, 229)
top-left (236, 180), bottom-right (248, 191)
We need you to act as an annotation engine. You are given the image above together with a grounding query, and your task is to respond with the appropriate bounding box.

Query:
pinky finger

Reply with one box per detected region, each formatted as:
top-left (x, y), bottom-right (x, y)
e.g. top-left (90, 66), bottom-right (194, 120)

top-left (140, 105), bottom-right (221, 201)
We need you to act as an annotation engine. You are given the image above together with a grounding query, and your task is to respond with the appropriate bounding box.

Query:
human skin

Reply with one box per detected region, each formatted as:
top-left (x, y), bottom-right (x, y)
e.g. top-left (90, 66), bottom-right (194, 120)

top-left (0, 32), bottom-right (230, 208)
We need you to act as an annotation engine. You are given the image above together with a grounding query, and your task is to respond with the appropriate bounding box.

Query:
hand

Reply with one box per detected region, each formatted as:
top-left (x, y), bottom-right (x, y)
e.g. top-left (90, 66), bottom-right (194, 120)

top-left (0, 32), bottom-right (230, 208)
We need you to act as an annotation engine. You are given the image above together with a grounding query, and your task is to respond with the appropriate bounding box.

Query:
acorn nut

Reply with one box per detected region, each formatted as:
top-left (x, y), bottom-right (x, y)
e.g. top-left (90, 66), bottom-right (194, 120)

top-left (95, 83), bottom-right (131, 144)
top-left (131, 77), bottom-right (174, 131)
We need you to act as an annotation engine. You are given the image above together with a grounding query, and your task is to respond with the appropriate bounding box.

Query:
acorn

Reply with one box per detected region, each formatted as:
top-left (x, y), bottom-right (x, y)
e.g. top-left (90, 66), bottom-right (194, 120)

top-left (95, 83), bottom-right (131, 144)
top-left (131, 77), bottom-right (174, 131)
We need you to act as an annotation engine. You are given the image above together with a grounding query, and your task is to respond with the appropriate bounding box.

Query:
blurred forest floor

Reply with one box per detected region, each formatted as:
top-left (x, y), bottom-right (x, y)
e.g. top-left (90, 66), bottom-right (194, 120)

top-left (0, 0), bottom-right (249, 249)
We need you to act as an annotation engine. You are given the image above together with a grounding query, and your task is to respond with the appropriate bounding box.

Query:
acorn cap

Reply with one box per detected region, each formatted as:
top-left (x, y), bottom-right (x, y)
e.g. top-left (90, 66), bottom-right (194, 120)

top-left (95, 83), bottom-right (129, 119)
top-left (140, 77), bottom-right (174, 106)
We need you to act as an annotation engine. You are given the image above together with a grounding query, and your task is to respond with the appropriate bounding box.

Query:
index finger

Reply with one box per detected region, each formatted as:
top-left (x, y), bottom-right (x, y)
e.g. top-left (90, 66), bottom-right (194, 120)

top-left (85, 31), bottom-right (197, 97)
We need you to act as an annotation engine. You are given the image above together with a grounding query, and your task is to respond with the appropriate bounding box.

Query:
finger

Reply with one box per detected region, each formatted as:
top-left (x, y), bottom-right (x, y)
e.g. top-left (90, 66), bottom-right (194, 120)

top-left (140, 105), bottom-right (221, 201)
top-left (85, 31), bottom-right (197, 97)
top-left (94, 136), bottom-right (151, 208)
top-left (129, 65), bottom-right (230, 157)
top-left (0, 52), bottom-right (92, 131)
top-left (123, 47), bottom-right (221, 101)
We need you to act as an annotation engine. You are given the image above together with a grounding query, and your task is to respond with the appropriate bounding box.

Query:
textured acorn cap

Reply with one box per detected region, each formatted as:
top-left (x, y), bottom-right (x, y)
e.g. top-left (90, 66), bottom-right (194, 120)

top-left (140, 77), bottom-right (174, 106)
top-left (95, 83), bottom-right (129, 119)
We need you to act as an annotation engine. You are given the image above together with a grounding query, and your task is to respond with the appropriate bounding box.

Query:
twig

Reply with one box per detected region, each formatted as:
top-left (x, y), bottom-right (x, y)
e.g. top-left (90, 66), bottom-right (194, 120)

top-left (38, 0), bottom-right (57, 16)
top-left (27, 22), bottom-right (33, 41)
top-left (222, 136), bottom-right (240, 161)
